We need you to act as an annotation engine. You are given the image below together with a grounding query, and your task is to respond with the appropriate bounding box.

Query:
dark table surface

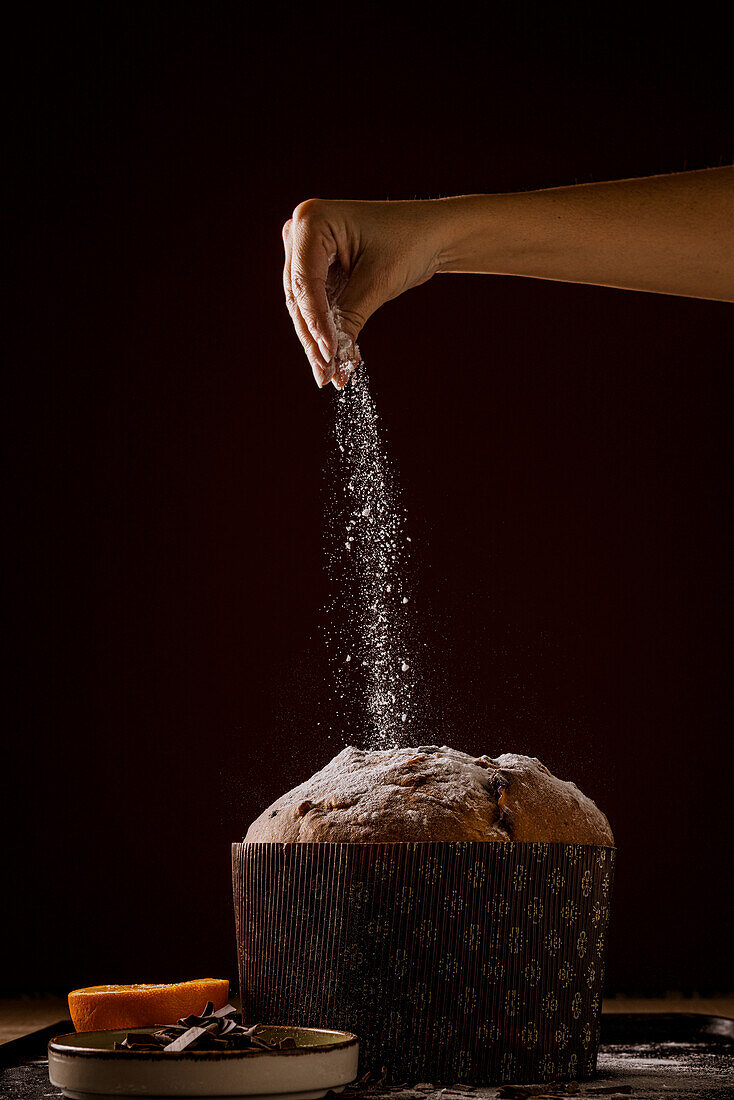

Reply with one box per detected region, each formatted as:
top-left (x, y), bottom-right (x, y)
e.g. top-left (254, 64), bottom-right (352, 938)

top-left (1, 1005), bottom-right (732, 1100)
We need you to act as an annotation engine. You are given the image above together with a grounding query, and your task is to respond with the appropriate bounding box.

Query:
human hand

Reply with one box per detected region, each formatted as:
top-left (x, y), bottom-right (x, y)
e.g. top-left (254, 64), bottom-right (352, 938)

top-left (282, 199), bottom-right (445, 387)
top-left (283, 172), bottom-right (734, 386)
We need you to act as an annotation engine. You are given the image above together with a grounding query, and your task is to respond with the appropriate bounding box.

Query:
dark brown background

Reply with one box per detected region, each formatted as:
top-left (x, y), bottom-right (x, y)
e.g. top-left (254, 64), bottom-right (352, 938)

top-left (3, 8), bottom-right (732, 995)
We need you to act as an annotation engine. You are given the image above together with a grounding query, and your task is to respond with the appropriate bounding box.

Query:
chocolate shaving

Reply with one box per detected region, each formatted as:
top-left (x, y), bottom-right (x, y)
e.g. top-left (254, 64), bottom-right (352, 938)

top-left (164, 1025), bottom-right (210, 1052)
top-left (113, 1002), bottom-right (292, 1054)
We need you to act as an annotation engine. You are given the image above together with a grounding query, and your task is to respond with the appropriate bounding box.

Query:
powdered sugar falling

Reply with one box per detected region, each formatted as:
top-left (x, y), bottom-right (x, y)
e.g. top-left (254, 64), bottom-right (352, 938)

top-left (324, 365), bottom-right (418, 749)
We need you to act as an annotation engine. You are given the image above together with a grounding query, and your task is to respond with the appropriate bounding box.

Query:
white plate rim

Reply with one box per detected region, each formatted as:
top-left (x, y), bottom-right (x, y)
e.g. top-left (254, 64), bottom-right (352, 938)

top-left (49, 1025), bottom-right (359, 1061)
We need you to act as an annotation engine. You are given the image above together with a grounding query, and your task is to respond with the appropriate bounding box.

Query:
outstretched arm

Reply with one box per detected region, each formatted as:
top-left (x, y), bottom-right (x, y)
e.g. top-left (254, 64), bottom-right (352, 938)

top-left (282, 168), bottom-right (733, 387)
top-left (438, 168), bottom-right (734, 299)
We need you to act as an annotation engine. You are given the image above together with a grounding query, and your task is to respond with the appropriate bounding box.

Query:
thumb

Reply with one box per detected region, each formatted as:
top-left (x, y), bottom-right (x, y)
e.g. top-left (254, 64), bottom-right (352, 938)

top-left (330, 257), bottom-right (388, 346)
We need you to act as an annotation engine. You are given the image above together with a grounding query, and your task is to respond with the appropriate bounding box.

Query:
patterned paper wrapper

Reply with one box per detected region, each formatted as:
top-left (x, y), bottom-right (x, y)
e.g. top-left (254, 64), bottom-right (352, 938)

top-left (232, 841), bottom-right (615, 1086)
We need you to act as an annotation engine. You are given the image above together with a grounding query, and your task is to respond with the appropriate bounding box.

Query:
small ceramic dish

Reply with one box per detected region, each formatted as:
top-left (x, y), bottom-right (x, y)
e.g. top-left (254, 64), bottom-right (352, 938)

top-left (48, 1023), bottom-right (359, 1099)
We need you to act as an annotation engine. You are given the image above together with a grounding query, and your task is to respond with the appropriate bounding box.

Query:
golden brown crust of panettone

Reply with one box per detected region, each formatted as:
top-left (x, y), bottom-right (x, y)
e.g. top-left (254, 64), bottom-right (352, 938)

top-left (244, 746), bottom-right (613, 845)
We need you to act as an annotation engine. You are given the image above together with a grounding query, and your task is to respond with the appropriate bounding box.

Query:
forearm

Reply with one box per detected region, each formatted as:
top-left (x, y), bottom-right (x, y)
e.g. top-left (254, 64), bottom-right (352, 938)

top-left (434, 168), bottom-right (734, 302)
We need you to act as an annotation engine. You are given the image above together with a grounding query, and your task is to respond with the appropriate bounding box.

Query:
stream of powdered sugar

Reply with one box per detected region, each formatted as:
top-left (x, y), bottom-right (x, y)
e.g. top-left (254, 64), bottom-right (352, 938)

top-left (323, 365), bottom-right (419, 749)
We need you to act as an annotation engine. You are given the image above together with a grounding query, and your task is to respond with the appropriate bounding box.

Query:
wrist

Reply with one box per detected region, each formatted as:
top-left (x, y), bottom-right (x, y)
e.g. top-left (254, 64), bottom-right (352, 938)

top-left (431, 195), bottom-right (504, 273)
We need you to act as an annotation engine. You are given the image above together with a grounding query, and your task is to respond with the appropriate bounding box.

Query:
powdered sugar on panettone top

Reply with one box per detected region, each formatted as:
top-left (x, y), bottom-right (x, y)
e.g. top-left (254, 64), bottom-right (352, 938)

top-left (244, 746), bottom-right (614, 845)
top-left (292, 746), bottom-right (488, 813)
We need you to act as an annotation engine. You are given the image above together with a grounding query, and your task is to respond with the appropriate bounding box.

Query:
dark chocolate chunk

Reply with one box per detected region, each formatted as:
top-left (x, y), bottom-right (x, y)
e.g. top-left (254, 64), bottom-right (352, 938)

top-left (114, 1001), bottom-right (280, 1054)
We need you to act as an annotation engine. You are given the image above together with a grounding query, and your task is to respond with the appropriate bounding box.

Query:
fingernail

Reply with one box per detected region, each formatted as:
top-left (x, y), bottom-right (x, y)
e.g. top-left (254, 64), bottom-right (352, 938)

top-left (310, 359), bottom-right (327, 388)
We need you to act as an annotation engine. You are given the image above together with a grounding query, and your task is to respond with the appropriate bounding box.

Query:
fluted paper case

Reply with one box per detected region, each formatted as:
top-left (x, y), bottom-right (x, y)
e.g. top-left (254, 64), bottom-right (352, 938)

top-left (232, 841), bottom-right (614, 1085)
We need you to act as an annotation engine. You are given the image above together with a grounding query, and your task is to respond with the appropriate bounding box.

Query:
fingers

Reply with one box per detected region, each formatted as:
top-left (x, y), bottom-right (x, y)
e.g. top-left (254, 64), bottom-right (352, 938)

top-left (282, 220), bottom-right (333, 387)
top-left (283, 198), bottom-right (438, 391)
top-left (282, 202), bottom-right (339, 387)
top-left (322, 254), bottom-right (386, 389)
top-left (290, 212), bottom-right (338, 361)
top-left (331, 357), bottom-right (358, 390)
top-left (332, 255), bottom-right (386, 343)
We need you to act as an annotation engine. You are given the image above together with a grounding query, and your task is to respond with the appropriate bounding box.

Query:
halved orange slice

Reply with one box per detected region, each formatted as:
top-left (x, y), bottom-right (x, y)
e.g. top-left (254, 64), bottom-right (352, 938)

top-left (68, 979), bottom-right (229, 1032)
